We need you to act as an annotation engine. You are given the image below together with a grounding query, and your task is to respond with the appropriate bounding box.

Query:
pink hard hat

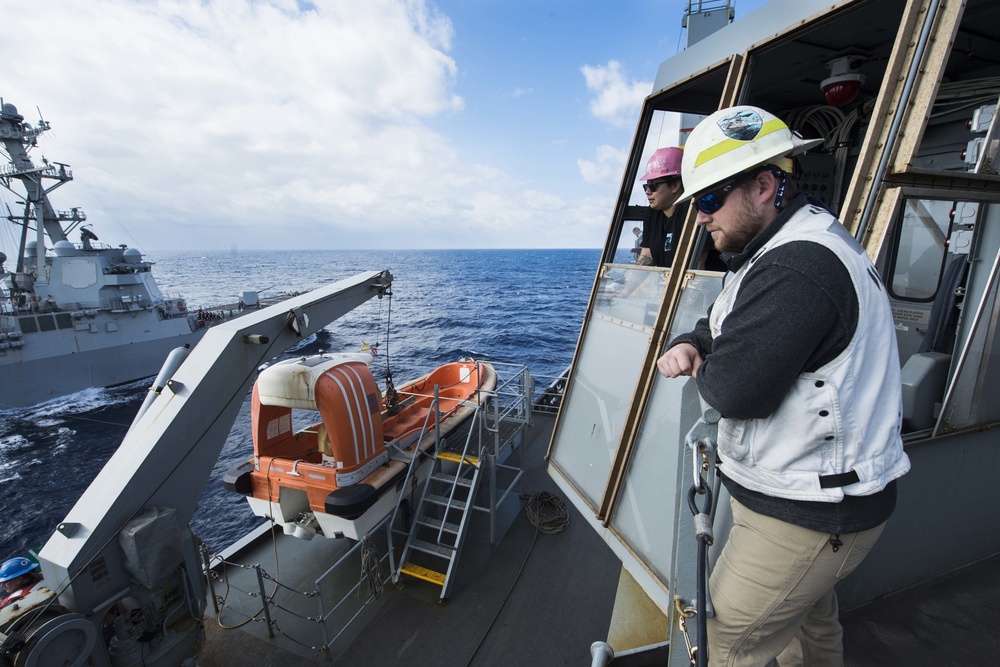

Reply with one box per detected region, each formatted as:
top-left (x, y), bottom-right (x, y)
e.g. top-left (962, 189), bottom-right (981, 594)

top-left (640, 147), bottom-right (683, 181)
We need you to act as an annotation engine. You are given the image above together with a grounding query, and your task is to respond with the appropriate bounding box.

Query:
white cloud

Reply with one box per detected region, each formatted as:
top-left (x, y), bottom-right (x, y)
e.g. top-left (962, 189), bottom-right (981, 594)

top-left (578, 144), bottom-right (627, 185)
top-left (581, 60), bottom-right (650, 128)
top-left (504, 87), bottom-right (534, 99)
top-left (2, 0), bottom-right (609, 251)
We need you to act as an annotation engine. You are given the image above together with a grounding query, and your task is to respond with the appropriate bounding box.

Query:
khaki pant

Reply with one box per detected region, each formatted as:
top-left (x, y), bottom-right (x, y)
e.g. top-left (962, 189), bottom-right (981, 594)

top-left (707, 498), bottom-right (885, 667)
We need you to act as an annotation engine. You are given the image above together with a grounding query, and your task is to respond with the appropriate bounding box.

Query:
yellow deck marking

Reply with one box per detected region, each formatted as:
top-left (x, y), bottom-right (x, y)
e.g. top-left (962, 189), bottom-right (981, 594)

top-left (401, 564), bottom-right (446, 586)
top-left (437, 451), bottom-right (479, 466)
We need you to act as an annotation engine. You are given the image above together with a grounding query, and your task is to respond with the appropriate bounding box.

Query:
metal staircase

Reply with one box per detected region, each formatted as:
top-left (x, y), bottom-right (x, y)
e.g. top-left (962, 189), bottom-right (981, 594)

top-left (396, 448), bottom-right (483, 598)
top-left (390, 361), bottom-right (532, 600)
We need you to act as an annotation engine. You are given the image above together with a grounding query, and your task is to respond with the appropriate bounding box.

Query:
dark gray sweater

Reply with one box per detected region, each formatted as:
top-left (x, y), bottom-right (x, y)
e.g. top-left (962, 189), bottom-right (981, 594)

top-left (669, 195), bottom-right (895, 534)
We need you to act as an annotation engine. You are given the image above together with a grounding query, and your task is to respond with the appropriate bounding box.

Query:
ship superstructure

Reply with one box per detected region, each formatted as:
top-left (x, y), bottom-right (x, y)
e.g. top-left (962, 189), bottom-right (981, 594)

top-left (0, 99), bottom-right (225, 408)
top-left (548, 0), bottom-right (1000, 663)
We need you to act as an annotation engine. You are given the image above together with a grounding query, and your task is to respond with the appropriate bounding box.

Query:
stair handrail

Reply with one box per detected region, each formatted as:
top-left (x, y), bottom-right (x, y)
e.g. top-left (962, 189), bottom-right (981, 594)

top-left (385, 391), bottom-right (441, 574)
top-left (482, 362), bottom-right (530, 433)
top-left (435, 399), bottom-right (483, 544)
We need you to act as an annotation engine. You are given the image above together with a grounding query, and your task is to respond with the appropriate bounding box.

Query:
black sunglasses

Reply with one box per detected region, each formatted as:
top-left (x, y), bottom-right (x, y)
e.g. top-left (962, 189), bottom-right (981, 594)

top-left (642, 178), bottom-right (677, 194)
top-left (692, 170), bottom-right (760, 214)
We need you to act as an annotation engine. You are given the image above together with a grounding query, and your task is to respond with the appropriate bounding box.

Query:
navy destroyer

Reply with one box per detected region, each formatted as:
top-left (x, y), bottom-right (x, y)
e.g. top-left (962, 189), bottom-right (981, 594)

top-left (0, 99), bottom-right (246, 409)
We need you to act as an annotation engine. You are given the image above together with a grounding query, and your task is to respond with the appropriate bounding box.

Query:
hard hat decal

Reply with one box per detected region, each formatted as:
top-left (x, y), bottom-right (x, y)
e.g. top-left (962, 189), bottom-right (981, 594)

top-left (717, 109), bottom-right (764, 141)
top-left (693, 119), bottom-right (790, 168)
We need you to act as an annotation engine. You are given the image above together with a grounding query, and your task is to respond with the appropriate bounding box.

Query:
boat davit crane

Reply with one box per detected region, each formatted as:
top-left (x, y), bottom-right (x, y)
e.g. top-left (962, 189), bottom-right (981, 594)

top-left (0, 270), bottom-right (392, 667)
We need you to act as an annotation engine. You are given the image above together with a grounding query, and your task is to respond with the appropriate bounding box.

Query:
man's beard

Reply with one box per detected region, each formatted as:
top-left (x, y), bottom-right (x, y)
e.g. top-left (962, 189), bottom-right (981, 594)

top-left (713, 189), bottom-right (769, 254)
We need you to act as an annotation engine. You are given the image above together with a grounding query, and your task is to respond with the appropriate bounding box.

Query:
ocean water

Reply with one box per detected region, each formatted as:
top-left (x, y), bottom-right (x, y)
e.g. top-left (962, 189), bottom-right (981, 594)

top-left (0, 248), bottom-right (598, 558)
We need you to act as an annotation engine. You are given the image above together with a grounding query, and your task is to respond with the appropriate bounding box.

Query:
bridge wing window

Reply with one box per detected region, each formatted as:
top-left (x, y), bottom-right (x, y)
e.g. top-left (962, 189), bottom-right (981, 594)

top-left (939, 201), bottom-right (1000, 432)
top-left (889, 199), bottom-right (952, 301)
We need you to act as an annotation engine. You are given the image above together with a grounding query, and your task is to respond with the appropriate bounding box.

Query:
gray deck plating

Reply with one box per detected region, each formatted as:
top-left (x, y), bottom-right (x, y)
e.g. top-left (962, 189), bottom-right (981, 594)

top-left (196, 412), bottom-right (621, 665)
top-left (842, 554), bottom-right (1000, 666)
top-left (196, 411), bottom-right (1000, 666)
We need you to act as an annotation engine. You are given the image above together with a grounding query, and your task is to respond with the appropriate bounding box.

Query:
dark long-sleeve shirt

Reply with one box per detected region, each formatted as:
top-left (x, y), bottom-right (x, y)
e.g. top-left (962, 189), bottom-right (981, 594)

top-left (668, 195), bottom-right (895, 533)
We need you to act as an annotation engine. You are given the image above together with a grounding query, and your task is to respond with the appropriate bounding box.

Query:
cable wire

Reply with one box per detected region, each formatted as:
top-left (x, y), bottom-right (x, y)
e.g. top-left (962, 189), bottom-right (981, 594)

top-left (464, 491), bottom-right (569, 666)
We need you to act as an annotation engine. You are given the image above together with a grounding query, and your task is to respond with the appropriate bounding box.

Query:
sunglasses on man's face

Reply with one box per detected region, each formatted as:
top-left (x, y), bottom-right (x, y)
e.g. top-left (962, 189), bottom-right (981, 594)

top-left (692, 171), bottom-right (759, 215)
top-left (642, 179), bottom-right (676, 194)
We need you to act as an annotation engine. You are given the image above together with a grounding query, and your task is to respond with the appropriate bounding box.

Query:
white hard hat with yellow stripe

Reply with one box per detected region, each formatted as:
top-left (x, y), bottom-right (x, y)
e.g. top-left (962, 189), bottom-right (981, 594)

top-left (678, 106), bottom-right (822, 202)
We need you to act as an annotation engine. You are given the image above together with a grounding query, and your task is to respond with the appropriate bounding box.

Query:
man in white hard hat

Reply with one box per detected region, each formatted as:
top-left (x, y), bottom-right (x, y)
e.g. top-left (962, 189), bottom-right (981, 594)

top-left (657, 106), bottom-right (909, 666)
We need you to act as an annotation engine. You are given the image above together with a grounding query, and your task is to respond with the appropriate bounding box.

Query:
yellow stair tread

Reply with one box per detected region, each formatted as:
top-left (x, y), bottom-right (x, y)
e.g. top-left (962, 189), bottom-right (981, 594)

top-left (437, 451), bottom-right (479, 465)
top-left (400, 563), bottom-right (446, 586)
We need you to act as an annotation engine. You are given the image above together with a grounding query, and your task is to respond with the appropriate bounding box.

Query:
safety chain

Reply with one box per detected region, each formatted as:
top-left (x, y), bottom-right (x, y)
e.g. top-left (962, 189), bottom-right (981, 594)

top-left (210, 557), bottom-right (315, 597)
top-left (683, 407), bottom-right (720, 667)
top-left (270, 600), bottom-right (320, 622)
top-left (674, 598), bottom-right (700, 665)
top-left (270, 618), bottom-right (326, 654)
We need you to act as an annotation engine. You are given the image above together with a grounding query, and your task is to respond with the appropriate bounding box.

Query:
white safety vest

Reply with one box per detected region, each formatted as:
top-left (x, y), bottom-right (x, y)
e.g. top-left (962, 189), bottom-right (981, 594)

top-left (710, 204), bottom-right (911, 502)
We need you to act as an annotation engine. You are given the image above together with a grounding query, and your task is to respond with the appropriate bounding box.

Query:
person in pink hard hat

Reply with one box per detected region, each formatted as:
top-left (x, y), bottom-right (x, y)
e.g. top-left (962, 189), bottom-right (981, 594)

top-left (638, 147), bottom-right (688, 267)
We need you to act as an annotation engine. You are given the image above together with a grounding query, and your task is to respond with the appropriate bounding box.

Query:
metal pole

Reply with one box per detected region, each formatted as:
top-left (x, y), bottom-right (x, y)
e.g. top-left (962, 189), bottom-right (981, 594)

top-left (254, 564), bottom-right (274, 638)
top-left (202, 545), bottom-right (219, 615)
top-left (317, 577), bottom-right (332, 662)
top-left (490, 392), bottom-right (501, 544)
top-left (434, 385), bottom-right (441, 447)
top-left (591, 641), bottom-right (614, 667)
top-left (489, 449), bottom-right (497, 545)
top-left (934, 242), bottom-right (1000, 436)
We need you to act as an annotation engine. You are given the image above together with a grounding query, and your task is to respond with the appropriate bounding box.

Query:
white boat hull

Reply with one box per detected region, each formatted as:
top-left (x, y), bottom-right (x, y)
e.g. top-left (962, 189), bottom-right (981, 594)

top-left (245, 456), bottom-right (436, 541)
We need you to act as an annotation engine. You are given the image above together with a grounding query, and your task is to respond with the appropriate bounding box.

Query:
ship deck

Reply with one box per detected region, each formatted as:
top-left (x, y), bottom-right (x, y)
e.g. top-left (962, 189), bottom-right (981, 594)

top-left (841, 554), bottom-right (1000, 665)
top-left (193, 411), bottom-right (1000, 666)
top-left (195, 411), bottom-right (622, 666)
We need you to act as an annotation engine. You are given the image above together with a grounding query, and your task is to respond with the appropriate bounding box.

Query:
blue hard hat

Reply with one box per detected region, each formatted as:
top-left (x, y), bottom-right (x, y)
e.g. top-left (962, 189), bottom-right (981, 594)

top-left (0, 557), bottom-right (38, 583)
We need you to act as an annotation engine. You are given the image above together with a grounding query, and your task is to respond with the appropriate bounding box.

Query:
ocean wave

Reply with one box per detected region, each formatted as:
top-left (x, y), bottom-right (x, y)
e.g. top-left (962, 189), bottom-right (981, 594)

top-left (0, 432), bottom-right (30, 450)
top-left (17, 380), bottom-right (147, 420)
top-left (8, 248), bottom-right (597, 553)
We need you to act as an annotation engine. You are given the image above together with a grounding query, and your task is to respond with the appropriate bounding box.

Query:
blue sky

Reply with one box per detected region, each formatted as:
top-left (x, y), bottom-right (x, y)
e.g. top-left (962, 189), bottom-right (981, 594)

top-left (1, 0), bottom-right (767, 253)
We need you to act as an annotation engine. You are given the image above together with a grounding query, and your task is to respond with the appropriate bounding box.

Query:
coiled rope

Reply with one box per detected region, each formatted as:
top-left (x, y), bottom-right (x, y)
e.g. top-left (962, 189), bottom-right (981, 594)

top-left (524, 491), bottom-right (569, 534)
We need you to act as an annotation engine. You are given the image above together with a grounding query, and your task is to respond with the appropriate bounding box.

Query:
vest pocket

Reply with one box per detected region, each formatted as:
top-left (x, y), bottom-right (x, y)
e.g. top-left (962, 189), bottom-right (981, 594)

top-left (745, 374), bottom-right (842, 473)
top-left (717, 375), bottom-right (842, 475)
top-left (718, 418), bottom-right (750, 461)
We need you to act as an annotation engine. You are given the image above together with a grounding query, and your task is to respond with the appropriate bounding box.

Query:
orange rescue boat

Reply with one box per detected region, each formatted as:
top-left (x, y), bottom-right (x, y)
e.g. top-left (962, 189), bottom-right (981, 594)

top-left (224, 354), bottom-right (496, 541)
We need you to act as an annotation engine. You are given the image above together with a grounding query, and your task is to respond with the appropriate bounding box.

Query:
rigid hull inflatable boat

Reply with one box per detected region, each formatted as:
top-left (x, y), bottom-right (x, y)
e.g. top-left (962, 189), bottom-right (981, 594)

top-left (225, 354), bottom-right (496, 541)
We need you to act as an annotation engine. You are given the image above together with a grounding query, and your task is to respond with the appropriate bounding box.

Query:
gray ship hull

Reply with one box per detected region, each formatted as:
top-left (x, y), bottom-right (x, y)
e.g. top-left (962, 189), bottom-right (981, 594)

top-left (0, 310), bottom-right (204, 408)
top-left (1, 97), bottom-right (242, 410)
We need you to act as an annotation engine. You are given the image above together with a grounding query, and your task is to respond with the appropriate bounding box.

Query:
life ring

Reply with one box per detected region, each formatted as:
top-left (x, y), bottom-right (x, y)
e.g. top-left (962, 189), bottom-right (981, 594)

top-left (177, 301), bottom-right (187, 312)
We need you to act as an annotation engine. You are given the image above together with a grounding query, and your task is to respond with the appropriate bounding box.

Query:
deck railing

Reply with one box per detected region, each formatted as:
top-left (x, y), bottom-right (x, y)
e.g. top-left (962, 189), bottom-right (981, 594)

top-left (205, 361), bottom-right (539, 661)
